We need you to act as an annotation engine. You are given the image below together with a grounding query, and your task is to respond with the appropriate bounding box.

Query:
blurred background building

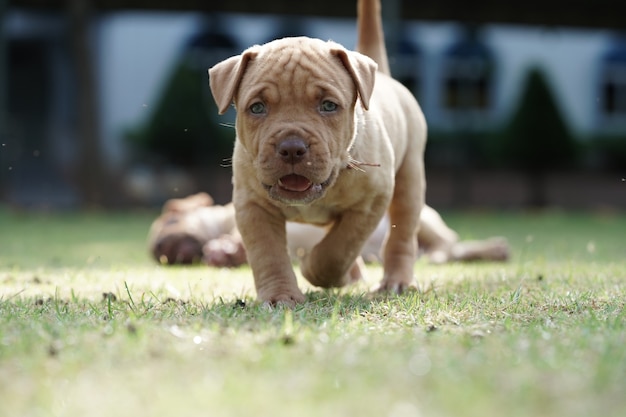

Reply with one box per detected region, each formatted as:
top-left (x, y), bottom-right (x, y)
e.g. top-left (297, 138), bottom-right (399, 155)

top-left (1, 0), bottom-right (625, 210)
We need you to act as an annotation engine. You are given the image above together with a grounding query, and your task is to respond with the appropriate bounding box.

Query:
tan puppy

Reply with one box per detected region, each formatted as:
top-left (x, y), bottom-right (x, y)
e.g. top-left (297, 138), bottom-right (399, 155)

top-left (148, 192), bottom-right (509, 271)
top-left (287, 206), bottom-right (509, 266)
top-left (147, 192), bottom-right (238, 265)
top-left (209, 0), bottom-right (426, 305)
top-left (148, 193), bottom-right (509, 268)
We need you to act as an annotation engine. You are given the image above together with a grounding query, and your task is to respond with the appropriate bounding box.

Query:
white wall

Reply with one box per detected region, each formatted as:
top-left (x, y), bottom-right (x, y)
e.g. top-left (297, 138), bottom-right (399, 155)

top-left (96, 12), bottom-right (204, 167)
top-left (93, 13), bottom-right (618, 167)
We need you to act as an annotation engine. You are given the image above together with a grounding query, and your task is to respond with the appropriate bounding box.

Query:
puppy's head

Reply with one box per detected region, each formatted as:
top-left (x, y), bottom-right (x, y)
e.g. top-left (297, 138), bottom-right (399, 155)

top-left (152, 226), bottom-right (204, 265)
top-left (209, 37), bottom-right (377, 206)
top-left (148, 192), bottom-right (215, 265)
top-left (149, 210), bottom-right (204, 265)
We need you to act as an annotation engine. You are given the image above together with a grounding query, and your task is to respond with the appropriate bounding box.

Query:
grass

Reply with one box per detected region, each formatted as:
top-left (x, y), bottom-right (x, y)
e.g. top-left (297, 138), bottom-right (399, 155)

top-left (0, 207), bottom-right (624, 417)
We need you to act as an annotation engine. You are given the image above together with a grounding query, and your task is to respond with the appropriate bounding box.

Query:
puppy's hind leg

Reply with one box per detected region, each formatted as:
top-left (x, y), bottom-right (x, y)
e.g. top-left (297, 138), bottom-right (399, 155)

top-left (378, 146), bottom-right (426, 293)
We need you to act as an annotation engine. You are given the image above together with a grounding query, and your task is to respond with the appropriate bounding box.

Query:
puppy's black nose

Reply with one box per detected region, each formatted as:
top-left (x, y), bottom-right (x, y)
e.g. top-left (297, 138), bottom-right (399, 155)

top-left (277, 137), bottom-right (308, 164)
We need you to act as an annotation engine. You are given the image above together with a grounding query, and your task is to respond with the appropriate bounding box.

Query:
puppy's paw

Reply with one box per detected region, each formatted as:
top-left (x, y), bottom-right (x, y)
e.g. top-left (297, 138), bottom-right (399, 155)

top-left (450, 237), bottom-right (510, 262)
top-left (259, 290), bottom-right (306, 308)
top-left (376, 275), bottom-right (417, 294)
top-left (481, 237), bottom-right (510, 261)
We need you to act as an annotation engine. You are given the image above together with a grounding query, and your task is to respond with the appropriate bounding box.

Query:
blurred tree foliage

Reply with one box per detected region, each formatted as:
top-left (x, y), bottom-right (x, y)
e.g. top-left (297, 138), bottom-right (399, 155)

top-left (499, 68), bottom-right (578, 170)
top-left (126, 59), bottom-right (234, 167)
top-left (488, 67), bottom-right (579, 206)
top-left (585, 134), bottom-right (626, 170)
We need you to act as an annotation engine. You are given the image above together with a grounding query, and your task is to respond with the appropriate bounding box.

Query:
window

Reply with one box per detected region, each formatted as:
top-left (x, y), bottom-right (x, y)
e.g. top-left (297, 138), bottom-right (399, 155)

top-left (440, 28), bottom-right (493, 117)
top-left (391, 33), bottom-right (422, 100)
top-left (600, 55), bottom-right (626, 118)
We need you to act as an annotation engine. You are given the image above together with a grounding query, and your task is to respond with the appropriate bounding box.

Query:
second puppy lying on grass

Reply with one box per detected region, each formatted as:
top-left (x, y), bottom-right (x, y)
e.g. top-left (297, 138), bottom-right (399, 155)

top-left (148, 192), bottom-right (509, 280)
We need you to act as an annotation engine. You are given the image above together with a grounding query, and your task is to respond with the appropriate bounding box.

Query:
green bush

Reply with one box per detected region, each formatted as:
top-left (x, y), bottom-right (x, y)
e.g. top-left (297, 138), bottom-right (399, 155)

top-left (495, 67), bottom-right (579, 171)
top-left (126, 59), bottom-right (234, 166)
top-left (584, 134), bottom-right (626, 171)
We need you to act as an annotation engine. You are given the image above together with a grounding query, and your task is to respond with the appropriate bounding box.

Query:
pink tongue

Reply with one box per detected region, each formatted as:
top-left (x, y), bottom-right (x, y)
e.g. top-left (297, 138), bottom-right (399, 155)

top-left (278, 174), bottom-right (312, 192)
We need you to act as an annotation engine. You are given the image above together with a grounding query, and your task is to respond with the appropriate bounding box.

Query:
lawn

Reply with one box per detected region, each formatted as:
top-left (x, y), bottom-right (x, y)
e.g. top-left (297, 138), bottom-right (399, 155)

top-left (0, 207), bottom-right (624, 417)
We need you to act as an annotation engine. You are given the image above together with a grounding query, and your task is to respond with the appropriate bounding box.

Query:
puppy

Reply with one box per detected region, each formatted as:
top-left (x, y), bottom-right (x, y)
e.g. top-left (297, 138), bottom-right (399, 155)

top-left (286, 205), bottom-right (509, 266)
top-left (147, 192), bottom-right (240, 265)
top-left (209, 0), bottom-right (429, 305)
top-left (149, 193), bottom-right (509, 272)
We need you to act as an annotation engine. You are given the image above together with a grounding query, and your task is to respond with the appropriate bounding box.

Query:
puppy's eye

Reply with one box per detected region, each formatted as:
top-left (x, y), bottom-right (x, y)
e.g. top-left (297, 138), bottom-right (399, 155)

top-left (249, 102), bottom-right (266, 114)
top-left (320, 100), bottom-right (338, 113)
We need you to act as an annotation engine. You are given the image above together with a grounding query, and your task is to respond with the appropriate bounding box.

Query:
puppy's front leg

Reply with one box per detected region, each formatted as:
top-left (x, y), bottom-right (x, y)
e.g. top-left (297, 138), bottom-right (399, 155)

top-left (301, 206), bottom-right (385, 288)
top-left (236, 203), bottom-right (305, 306)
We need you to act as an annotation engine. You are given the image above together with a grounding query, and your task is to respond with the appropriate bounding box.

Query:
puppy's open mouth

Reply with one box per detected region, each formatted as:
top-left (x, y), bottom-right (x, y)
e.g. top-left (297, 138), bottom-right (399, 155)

top-left (278, 174), bottom-right (313, 192)
top-left (264, 173), bottom-right (333, 205)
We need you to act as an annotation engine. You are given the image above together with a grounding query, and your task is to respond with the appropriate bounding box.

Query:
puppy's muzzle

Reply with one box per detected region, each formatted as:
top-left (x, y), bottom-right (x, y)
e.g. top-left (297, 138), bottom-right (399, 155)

top-left (277, 137), bottom-right (309, 165)
top-left (262, 136), bottom-right (335, 206)
top-left (153, 234), bottom-right (203, 265)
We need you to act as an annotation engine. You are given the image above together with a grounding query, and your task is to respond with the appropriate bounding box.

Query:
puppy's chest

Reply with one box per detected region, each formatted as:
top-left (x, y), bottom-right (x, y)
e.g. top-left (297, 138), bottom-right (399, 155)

top-left (282, 205), bottom-right (339, 227)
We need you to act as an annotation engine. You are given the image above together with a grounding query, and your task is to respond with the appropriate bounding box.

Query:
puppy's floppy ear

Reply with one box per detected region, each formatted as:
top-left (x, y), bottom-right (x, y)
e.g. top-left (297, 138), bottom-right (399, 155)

top-left (331, 48), bottom-right (377, 110)
top-left (208, 46), bottom-right (260, 114)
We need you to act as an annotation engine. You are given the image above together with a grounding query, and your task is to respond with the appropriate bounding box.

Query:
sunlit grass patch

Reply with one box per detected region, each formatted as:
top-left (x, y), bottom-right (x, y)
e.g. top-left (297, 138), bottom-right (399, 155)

top-left (0, 208), bottom-right (624, 417)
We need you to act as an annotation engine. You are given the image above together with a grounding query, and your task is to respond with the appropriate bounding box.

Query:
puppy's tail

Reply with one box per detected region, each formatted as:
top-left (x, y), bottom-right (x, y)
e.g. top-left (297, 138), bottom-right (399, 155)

top-left (356, 0), bottom-right (391, 76)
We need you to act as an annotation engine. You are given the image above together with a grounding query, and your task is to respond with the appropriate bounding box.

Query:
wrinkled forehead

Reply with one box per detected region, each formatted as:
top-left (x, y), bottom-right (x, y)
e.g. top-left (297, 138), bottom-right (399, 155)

top-left (237, 37), bottom-right (355, 99)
